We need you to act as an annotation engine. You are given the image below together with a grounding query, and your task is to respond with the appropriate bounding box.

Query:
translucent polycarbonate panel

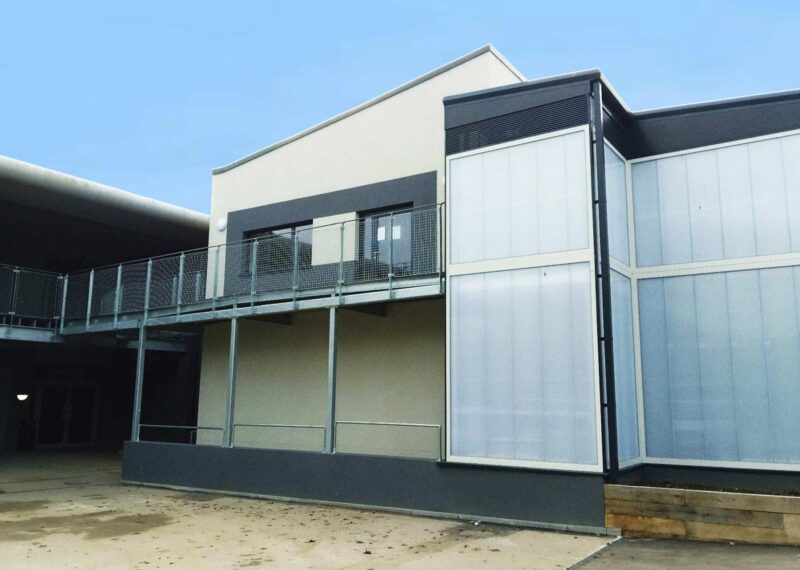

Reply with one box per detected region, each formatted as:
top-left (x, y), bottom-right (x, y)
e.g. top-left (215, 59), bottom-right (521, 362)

top-left (638, 266), bottom-right (800, 464)
top-left (610, 270), bottom-right (639, 463)
top-left (450, 263), bottom-right (598, 466)
top-left (605, 143), bottom-right (629, 265)
top-left (449, 129), bottom-right (590, 264)
top-left (632, 133), bottom-right (800, 267)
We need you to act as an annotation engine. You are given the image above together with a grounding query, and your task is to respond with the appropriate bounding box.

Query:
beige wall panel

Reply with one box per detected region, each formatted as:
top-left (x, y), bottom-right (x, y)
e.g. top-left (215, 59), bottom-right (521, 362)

top-left (196, 299), bottom-right (445, 457)
top-left (209, 51), bottom-right (522, 246)
top-left (197, 312), bottom-right (329, 449)
top-left (335, 298), bottom-right (445, 458)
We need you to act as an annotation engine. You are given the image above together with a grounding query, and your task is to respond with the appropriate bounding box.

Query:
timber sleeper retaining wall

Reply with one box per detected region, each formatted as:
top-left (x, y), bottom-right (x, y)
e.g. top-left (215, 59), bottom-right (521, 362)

top-left (605, 484), bottom-right (800, 546)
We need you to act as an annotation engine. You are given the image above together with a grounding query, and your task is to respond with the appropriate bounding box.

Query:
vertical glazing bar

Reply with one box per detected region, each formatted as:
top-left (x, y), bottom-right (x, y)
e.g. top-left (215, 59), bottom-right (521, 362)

top-left (85, 269), bottom-right (94, 329)
top-left (131, 323), bottom-right (146, 442)
top-left (212, 245), bottom-right (220, 313)
top-left (113, 264), bottom-right (122, 328)
top-left (176, 253), bottom-right (185, 316)
top-left (59, 274), bottom-right (69, 334)
top-left (143, 259), bottom-right (152, 323)
top-left (325, 306), bottom-right (338, 453)
top-left (223, 317), bottom-right (239, 448)
top-left (337, 223), bottom-right (345, 297)
top-left (250, 240), bottom-right (258, 308)
top-left (388, 212), bottom-right (395, 296)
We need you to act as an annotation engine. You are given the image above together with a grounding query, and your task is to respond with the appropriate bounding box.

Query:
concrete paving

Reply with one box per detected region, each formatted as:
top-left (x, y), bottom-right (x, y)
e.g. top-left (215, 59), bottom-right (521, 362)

top-left (575, 536), bottom-right (800, 569)
top-left (0, 450), bottom-right (611, 569)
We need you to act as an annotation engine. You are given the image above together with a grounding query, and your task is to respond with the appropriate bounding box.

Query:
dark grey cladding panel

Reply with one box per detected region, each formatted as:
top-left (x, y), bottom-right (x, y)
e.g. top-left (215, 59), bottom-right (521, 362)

top-left (617, 463), bottom-right (800, 494)
top-left (122, 442), bottom-right (606, 528)
top-left (444, 81), bottom-right (592, 130)
top-left (630, 96), bottom-right (800, 158)
top-left (445, 96), bottom-right (590, 155)
top-left (226, 172), bottom-right (437, 242)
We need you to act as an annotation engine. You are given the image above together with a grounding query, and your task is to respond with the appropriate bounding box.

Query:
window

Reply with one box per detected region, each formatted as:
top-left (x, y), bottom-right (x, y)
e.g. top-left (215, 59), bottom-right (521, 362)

top-left (245, 222), bottom-right (313, 275)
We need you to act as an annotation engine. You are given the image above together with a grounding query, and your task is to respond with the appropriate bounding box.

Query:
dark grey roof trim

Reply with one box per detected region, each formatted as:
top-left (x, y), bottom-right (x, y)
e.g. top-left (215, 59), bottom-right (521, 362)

top-left (212, 45), bottom-right (525, 175)
top-left (634, 88), bottom-right (800, 118)
top-left (443, 69), bottom-right (602, 106)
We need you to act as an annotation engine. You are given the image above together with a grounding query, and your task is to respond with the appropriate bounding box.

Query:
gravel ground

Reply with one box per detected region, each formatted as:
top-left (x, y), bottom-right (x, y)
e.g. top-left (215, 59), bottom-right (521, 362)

top-left (0, 451), bottom-right (612, 569)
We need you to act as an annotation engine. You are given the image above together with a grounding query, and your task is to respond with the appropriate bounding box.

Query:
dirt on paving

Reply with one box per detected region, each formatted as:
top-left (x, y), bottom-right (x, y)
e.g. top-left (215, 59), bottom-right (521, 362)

top-left (0, 451), bottom-right (612, 569)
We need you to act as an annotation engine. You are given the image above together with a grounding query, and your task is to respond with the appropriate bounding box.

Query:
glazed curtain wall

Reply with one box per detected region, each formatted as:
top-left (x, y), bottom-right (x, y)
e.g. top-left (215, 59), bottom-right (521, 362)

top-left (632, 131), bottom-right (800, 469)
top-left (447, 127), bottom-right (602, 471)
top-left (604, 143), bottom-right (640, 466)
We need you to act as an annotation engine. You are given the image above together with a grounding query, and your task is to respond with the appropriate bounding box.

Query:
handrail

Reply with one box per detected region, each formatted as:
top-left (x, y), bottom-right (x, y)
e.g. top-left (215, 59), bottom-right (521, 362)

top-left (232, 422), bottom-right (326, 452)
top-left (4, 202), bottom-right (444, 332)
top-left (139, 424), bottom-right (223, 431)
top-left (69, 201), bottom-right (445, 274)
top-left (334, 420), bottom-right (443, 460)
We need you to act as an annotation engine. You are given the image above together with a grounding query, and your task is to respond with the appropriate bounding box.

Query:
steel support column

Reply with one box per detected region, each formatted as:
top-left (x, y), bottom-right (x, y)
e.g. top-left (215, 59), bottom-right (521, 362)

top-left (131, 323), bottom-right (147, 441)
top-left (223, 317), bottom-right (239, 447)
top-left (324, 306), bottom-right (338, 453)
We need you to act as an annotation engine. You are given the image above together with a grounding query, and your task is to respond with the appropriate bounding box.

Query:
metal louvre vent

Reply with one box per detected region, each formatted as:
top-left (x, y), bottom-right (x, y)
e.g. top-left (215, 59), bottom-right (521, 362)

top-left (445, 95), bottom-right (590, 155)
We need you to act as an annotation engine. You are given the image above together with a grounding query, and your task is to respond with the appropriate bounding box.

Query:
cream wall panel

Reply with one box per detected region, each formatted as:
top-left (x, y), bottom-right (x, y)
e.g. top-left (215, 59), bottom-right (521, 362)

top-left (209, 52), bottom-right (522, 246)
top-left (195, 299), bottom-right (445, 457)
top-left (196, 312), bottom-right (329, 450)
top-left (336, 299), bottom-right (445, 458)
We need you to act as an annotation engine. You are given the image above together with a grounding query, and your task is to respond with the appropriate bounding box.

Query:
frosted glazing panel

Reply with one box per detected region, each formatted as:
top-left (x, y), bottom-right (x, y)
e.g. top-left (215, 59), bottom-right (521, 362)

top-left (450, 263), bottom-right (598, 466)
top-left (449, 130), bottom-right (590, 264)
top-left (632, 133), bottom-right (800, 267)
top-left (605, 144), bottom-right (629, 265)
top-left (638, 266), bottom-right (800, 464)
top-left (610, 270), bottom-right (639, 463)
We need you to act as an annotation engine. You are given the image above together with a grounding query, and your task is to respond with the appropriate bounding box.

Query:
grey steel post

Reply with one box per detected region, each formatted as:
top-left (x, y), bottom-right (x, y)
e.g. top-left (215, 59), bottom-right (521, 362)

top-left (437, 204), bottom-right (444, 293)
top-left (176, 253), bottom-right (185, 316)
top-left (388, 212), bottom-right (395, 296)
top-left (324, 306), bottom-right (338, 453)
top-left (143, 259), bottom-right (153, 323)
top-left (249, 239), bottom-right (258, 308)
top-left (59, 274), bottom-right (68, 334)
top-left (292, 230), bottom-right (299, 306)
top-left (337, 223), bottom-right (345, 297)
top-left (223, 317), bottom-right (239, 447)
top-left (212, 245), bottom-right (220, 313)
top-left (131, 323), bottom-right (147, 441)
top-left (8, 268), bottom-right (19, 322)
top-left (113, 264), bottom-right (122, 328)
top-left (85, 269), bottom-right (94, 329)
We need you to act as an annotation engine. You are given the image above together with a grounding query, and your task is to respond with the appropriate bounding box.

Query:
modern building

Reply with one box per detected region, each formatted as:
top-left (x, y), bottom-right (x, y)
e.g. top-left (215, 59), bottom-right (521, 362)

top-left (4, 45), bottom-right (800, 533)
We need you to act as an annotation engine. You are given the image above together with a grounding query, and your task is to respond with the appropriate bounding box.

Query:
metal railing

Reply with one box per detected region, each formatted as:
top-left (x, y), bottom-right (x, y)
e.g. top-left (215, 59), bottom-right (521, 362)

top-left (138, 424), bottom-right (224, 445)
top-left (0, 263), bottom-right (63, 329)
top-left (232, 422), bottom-right (326, 452)
top-left (56, 203), bottom-right (443, 331)
top-left (334, 420), bottom-right (443, 460)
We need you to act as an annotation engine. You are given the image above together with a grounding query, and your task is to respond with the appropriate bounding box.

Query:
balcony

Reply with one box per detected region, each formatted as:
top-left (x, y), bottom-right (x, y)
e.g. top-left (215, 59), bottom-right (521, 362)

top-left (0, 204), bottom-right (444, 336)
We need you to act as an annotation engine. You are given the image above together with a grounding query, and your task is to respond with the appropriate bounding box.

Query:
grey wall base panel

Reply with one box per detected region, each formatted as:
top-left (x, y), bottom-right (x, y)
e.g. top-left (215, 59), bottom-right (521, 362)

top-left (615, 464), bottom-right (800, 494)
top-left (123, 441), bottom-right (606, 528)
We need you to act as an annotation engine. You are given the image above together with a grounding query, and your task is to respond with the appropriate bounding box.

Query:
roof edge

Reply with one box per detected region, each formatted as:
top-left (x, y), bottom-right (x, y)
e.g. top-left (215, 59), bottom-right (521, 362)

top-left (212, 44), bottom-right (525, 175)
top-left (0, 155), bottom-right (209, 230)
top-left (633, 87), bottom-right (800, 119)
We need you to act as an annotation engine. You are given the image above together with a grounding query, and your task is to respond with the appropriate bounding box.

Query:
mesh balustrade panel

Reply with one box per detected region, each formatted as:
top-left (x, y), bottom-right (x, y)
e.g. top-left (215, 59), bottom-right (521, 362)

top-left (90, 266), bottom-right (118, 317)
top-left (13, 270), bottom-right (61, 320)
top-left (181, 249), bottom-right (208, 305)
top-left (149, 255), bottom-right (180, 310)
top-left (298, 224), bottom-right (340, 291)
top-left (0, 265), bottom-right (14, 315)
top-left (119, 261), bottom-right (149, 314)
top-left (65, 271), bottom-right (90, 320)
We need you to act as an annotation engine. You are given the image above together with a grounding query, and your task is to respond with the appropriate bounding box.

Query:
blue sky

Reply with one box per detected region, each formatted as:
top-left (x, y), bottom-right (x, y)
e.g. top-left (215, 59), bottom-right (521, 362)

top-left (2, 1), bottom-right (798, 213)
